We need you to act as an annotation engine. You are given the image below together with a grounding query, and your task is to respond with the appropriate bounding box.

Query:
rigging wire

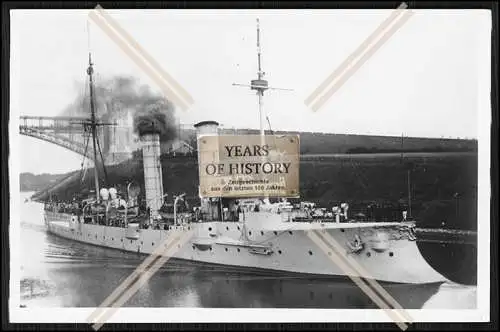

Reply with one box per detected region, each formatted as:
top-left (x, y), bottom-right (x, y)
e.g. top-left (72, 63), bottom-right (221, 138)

top-left (265, 114), bottom-right (278, 151)
top-left (80, 133), bottom-right (91, 183)
top-left (266, 115), bottom-right (274, 135)
top-left (96, 133), bottom-right (109, 185)
top-left (78, 61), bottom-right (92, 186)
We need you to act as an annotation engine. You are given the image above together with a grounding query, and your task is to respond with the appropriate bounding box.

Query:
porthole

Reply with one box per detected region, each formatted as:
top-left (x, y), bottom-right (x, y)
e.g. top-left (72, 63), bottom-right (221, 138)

top-left (278, 250), bottom-right (282, 254)
top-left (208, 227), bottom-right (212, 231)
top-left (274, 231), bottom-right (278, 236)
top-left (308, 250), bottom-right (313, 256)
top-left (367, 252), bottom-right (371, 257)
top-left (389, 252), bottom-right (394, 257)
top-left (209, 247), bottom-right (212, 251)
top-left (288, 231), bottom-right (293, 235)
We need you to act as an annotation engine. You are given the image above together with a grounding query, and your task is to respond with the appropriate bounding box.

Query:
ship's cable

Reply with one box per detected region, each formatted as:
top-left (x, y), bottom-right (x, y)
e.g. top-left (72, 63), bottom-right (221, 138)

top-left (80, 133), bottom-right (91, 183)
top-left (96, 133), bottom-right (109, 185)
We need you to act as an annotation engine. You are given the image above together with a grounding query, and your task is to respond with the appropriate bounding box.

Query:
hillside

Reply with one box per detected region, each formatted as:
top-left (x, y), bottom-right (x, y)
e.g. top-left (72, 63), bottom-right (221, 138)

top-left (20, 172), bottom-right (68, 192)
top-left (24, 131), bottom-right (476, 195)
top-left (182, 128), bottom-right (477, 154)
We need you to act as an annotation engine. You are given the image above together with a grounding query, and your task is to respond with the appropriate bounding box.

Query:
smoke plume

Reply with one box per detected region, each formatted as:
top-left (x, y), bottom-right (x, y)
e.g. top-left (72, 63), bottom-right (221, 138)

top-left (60, 75), bottom-right (178, 142)
top-left (133, 99), bottom-right (177, 142)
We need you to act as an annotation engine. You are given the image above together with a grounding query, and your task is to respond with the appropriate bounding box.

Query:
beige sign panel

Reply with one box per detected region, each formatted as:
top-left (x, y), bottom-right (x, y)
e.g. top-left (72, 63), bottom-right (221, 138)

top-left (198, 135), bottom-right (300, 198)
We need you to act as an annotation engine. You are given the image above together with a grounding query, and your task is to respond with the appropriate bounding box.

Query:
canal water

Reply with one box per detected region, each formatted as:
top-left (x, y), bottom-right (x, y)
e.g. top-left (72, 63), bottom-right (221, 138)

top-left (18, 192), bottom-right (477, 309)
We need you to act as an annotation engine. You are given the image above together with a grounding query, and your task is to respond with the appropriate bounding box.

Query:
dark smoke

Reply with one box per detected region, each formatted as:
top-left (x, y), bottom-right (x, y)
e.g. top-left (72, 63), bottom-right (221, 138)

top-left (133, 99), bottom-right (177, 142)
top-left (60, 75), bottom-right (178, 142)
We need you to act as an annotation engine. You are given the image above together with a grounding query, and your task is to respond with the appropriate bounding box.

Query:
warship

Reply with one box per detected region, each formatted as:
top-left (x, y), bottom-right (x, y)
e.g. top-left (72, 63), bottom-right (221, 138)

top-left (42, 19), bottom-right (447, 284)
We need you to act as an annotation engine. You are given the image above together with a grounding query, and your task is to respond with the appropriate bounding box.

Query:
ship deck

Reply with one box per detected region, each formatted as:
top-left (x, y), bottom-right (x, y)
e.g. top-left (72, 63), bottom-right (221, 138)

top-left (46, 211), bottom-right (412, 231)
top-left (49, 221), bottom-right (71, 227)
top-left (246, 221), bottom-right (414, 231)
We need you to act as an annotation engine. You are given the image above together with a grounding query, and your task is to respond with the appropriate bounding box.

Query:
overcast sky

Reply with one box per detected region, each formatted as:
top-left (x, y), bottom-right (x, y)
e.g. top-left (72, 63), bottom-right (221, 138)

top-left (11, 9), bottom-right (489, 174)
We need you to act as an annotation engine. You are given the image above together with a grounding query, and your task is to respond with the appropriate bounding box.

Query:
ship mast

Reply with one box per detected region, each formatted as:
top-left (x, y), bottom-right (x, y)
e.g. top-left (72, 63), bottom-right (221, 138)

top-left (232, 18), bottom-right (293, 137)
top-left (87, 52), bottom-right (100, 202)
top-left (231, 18), bottom-right (293, 203)
top-left (255, 18), bottom-right (266, 137)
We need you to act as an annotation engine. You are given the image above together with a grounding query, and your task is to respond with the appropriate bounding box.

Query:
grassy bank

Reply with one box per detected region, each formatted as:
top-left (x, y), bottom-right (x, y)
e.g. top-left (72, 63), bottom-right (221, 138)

top-left (184, 128), bottom-right (477, 155)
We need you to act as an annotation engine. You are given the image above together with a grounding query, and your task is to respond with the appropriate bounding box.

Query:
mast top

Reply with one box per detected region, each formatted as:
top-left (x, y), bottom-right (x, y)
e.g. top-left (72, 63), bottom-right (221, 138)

top-left (252, 18), bottom-right (268, 92)
top-left (231, 18), bottom-right (293, 134)
top-left (256, 18), bottom-right (264, 80)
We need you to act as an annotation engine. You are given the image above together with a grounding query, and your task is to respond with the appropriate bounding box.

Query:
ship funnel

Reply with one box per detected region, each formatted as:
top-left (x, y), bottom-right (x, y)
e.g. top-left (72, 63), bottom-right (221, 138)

top-left (193, 121), bottom-right (219, 199)
top-left (194, 121), bottom-right (219, 141)
top-left (140, 132), bottom-right (164, 220)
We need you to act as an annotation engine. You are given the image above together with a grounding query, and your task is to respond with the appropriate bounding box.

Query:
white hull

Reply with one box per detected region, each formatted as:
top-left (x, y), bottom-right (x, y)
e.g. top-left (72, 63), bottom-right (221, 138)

top-left (44, 211), bottom-right (447, 284)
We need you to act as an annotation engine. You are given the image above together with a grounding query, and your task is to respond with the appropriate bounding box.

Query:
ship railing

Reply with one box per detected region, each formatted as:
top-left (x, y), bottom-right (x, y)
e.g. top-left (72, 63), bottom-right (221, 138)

top-left (47, 211), bottom-right (73, 222)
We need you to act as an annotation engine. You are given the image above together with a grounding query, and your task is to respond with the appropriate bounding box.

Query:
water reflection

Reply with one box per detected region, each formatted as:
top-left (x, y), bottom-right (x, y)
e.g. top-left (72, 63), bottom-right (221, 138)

top-left (19, 193), bottom-right (472, 309)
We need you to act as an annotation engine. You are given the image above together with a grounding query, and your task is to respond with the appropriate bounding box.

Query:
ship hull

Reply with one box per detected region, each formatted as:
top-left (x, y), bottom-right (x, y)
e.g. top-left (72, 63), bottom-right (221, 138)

top-left (44, 211), bottom-right (447, 284)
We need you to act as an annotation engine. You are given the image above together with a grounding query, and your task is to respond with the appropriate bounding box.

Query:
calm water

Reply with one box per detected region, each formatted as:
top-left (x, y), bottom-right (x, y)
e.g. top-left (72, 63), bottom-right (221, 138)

top-left (19, 192), bottom-right (476, 309)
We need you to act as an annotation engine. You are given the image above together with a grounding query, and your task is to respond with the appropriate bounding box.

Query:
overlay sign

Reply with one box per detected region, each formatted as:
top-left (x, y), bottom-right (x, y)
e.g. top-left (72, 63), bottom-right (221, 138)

top-left (198, 135), bottom-right (300, 198)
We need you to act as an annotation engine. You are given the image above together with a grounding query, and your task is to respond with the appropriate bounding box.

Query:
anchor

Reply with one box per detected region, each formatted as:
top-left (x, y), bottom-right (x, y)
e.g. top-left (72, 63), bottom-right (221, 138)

top-left (347, 234), bottom-right (364, 254)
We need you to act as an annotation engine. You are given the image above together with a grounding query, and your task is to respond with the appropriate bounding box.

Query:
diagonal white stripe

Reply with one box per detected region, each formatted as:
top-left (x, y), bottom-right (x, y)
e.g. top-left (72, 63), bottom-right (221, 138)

top-left (88, 8), bottom-right (192, 111)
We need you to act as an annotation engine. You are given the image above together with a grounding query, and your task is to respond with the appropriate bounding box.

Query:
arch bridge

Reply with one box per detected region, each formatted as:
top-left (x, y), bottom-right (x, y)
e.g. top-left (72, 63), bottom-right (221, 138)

top-left (19, 115), bottom-right (196, 165)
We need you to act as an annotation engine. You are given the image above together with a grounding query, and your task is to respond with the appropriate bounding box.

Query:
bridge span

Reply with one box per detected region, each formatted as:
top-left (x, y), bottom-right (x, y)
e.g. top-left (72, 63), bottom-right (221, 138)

top-left (19, 115), bottom-right (196, 165)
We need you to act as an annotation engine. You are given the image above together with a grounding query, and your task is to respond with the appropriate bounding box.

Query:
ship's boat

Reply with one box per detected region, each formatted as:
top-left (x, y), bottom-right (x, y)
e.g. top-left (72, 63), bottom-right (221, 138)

top-left (42, 20), bottom-right (448, 285)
